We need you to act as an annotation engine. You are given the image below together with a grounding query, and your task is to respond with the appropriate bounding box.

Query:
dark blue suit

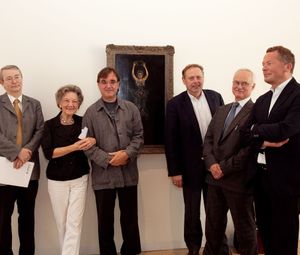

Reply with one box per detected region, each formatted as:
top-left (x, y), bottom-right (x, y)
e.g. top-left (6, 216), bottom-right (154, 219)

top-left (165, 90), bottom-right (224, 253)
top-left (248, 78), bottom-right (300, 255)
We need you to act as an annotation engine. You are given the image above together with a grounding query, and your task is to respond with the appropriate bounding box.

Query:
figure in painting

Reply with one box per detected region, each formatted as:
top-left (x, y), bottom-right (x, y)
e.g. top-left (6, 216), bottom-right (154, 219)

top-left (131, 61), bottom-right (149, 119)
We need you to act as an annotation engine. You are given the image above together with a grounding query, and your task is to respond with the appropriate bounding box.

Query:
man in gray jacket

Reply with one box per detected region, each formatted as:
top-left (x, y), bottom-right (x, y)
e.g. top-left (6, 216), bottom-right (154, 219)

top-left (83, 67), bottom-right (144, 255)
top-left (0, 65), bottom-right (44, 255)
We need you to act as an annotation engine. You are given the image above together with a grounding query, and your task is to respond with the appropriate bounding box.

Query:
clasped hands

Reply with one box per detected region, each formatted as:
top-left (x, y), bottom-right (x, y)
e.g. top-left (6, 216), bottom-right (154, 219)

top-left (13, 148), bottom-right (32, 169)
top-left (109, 150), bottom-right (129, 166)
top-left (74, 137), bottom-right (96, 151)
top-left (210, 163), bottom-right (224, 180)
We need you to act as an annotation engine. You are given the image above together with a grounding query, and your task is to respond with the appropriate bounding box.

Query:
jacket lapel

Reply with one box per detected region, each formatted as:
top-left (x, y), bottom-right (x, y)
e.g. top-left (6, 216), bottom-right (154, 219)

top-left (1, 94), bottom-right (15, 115)
top-left (220, 100), bottom-right (254, 141)
top-left (182, 92), bottom-right (201, 133)
top-left (268, 78), bottom-right (296, 119)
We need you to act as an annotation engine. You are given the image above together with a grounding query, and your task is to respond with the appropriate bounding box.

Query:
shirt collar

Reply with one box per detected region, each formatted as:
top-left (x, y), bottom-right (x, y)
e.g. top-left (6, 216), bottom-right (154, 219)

top-left (187, 91), bottom-right (204, 101)
top-left (236, 97), bottom-right (251, 108)
top-left (7, 94), bottom-right (23, 105)
top-left (270, 77), bottom-right (292, 93)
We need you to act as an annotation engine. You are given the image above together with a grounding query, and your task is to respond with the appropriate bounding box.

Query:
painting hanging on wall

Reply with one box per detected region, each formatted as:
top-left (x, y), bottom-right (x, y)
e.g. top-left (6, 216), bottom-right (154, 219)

top-left (106, 44), bottom-right (175, 153)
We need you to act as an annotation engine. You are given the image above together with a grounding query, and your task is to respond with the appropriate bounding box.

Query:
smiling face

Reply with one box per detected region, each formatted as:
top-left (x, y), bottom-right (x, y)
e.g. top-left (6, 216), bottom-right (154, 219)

top-left (0, 68), bottom-right (23, 97)
top-left (262, 51), bottom-right (293, 88)
top-left (232, 69), bottom-right (255, 101)
top-left (59, 91), bottom-right (79, 117)
top-left (97, 71), bottom-right (120, 102)
top-left (182, 67), bottom-right (204, 98)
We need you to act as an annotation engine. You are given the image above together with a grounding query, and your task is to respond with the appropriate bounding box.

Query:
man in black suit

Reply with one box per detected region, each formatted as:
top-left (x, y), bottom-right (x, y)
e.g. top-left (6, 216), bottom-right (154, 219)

top-left (247, 46), bottom-right (300, 255)
top-left (165, 64), bottom-right (225, 255)
top-left (203, 69), bottom-right (257, 255)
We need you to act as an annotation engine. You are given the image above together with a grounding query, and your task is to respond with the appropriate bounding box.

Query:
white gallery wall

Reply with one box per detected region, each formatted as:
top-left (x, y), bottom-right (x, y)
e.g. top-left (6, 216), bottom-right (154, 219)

top-left (1, 0), bottom-right (300, 254)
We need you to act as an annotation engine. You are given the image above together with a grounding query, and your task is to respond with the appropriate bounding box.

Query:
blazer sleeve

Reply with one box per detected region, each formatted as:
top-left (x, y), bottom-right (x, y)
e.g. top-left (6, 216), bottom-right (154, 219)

top-left (165, 100), bottom-right (183, 176)
top-left (203, 113), bottom-right (218, 169)
top-left (82, 107), bottom-right (111, 169)
top-left (251, 96), bottom-right (300, 141)
top-left (24, 100), bottom-right (44, 152)
top-left (123, 104), bottom-right (144, 159)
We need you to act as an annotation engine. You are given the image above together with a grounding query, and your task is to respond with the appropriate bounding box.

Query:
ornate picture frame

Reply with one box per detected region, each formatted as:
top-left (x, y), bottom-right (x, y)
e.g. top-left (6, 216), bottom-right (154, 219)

top-left (106, 44), bottom-right (175, 154)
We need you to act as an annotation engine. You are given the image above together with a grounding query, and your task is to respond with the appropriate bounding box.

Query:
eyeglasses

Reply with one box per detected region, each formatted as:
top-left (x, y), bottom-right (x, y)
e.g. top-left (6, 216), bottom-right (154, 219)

top-left (99, 79), bottom-right (118, 86)
top-left (232, 80), bottom-right (252, 88)
top-left (4, 75), bottom-right (22, 82)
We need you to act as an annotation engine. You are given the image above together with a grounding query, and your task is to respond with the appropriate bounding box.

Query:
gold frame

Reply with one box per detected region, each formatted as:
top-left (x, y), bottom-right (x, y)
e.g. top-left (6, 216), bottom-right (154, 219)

top-left (106, 44), bottom-right (175, 154)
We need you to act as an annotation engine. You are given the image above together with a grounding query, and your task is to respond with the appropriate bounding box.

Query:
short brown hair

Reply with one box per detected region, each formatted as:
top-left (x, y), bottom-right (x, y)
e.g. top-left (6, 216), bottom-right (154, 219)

top-left (0, 65), bottom-right (22, 82)
top-left (182, 64), bottom-right (204, 78)
top-left (55, 85), bottom-right (84, 108)
top-left (266, 46), bottom-right (295, 73)
top-left (97, 67), bottom-right (120, 83)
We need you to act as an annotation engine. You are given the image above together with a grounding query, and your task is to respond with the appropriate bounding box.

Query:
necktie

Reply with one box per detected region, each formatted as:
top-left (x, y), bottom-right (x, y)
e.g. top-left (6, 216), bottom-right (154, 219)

top-left (13, 99), bottom-right (23, 146)
top-left (223, 102), bottom-right (239, 134)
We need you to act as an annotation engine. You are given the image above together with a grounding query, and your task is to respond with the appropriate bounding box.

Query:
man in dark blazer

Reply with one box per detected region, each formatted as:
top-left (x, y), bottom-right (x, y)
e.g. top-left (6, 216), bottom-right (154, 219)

top-left (247, 46), bottom-right (300, 255)
top-left (0, 65), bottom-right (44, 255)
top-left (203, 69), bottom-right (257, 255)
top-left (165, 64), bottom-right (225, 255)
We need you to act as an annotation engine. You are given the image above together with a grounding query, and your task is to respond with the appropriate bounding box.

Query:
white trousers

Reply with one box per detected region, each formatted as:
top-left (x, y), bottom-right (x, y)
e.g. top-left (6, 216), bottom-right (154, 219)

top-left (48, 174), bottom-right (88, 255)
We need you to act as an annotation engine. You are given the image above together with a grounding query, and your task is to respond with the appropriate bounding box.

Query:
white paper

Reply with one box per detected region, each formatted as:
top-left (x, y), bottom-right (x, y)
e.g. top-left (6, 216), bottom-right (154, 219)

top-left (257, 152), bottom-right (266, 164)
top-left (78, 127), bottom-right (88, 139)
top-left (0, 156), bottom-right (34, 187)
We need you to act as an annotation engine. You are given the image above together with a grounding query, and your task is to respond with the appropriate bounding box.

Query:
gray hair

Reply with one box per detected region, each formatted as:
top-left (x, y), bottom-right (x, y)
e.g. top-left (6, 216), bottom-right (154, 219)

top-left (55, 84), bottom-right (84, 108)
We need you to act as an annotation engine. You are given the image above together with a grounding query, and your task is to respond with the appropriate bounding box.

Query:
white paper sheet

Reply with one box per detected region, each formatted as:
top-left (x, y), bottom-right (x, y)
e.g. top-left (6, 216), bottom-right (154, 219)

top-left (78, 127), bottom-right (88, 139)
top-left (0, 156), bottom-right (34, 187)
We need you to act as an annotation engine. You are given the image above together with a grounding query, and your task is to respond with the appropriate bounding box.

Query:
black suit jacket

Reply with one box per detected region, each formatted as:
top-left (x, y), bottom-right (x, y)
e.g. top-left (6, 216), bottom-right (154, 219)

top-left (204, 100), bottom-right (254, 193)
top-left (165, 90), bottom-right (224, 189)
top-left (249, 78), bottom-right (300, 195)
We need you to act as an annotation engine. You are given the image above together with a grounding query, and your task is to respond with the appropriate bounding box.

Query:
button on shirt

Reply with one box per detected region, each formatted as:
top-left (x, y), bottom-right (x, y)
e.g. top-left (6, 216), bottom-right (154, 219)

top-left (257, 77), bottom-right (292, 164)
top-left (188, 92), bottom-right (212, 141)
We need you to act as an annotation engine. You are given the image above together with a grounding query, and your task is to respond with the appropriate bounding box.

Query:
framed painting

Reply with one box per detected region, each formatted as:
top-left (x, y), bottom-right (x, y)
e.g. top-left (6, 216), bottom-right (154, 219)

top-left (106, 44), bottom-right (175, 153)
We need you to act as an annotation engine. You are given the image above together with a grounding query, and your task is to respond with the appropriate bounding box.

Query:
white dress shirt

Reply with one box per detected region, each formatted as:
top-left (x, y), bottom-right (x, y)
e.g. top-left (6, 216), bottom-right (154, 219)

top-left (188, 91), bottom-right (212, 141)
top-left (258, 77), bottom-right (292, 164)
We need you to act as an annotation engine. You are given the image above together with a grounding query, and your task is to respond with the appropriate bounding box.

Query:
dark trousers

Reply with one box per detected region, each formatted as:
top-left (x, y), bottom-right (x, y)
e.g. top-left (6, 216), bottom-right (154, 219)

top-left (183, 185), bottom-right (229, 255)
top-left (182, 186), bottom-right (203, 254)
top-left (94, 186), bottom-right (141, 255)
top-left (0, 180), bottom-right (38, 255)
top-left (255, 169), bottom-right (299, 255)
top-left (203, 185), bottom-right (257, 255)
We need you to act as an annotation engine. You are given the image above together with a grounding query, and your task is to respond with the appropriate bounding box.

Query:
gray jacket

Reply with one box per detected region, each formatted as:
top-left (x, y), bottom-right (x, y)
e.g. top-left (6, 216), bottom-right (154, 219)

top-left (82, 98), bottom-right (144, 190)
top-left (0, 93), bottom-right (44, 182)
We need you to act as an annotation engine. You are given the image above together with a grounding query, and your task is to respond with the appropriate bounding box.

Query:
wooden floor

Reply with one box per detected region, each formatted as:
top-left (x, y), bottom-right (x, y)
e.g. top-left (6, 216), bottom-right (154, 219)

top-left (89, 241), bottom-right (300, 255)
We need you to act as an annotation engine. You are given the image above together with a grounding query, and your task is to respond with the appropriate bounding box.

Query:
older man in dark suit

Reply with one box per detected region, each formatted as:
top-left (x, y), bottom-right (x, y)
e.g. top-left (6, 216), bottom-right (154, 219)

top-left (0, 65), bottom-right (44, 255)
top-left (247, 46), bottom-right (300, 255)
top-left (203, 69), bottom-right (257, 255)
top-left (165, 64), bottom-right (225, 255)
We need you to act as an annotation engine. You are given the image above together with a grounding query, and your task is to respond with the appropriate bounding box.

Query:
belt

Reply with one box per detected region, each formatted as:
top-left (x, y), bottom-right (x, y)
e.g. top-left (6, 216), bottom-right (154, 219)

top-left (258, 163), bottom-right (267, 171)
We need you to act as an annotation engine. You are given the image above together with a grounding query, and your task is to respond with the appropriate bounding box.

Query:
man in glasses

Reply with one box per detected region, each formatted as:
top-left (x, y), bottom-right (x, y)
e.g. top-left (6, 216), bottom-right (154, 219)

top-left (0, 65), bottom-right (44, 255)
top-left (83, 67), bottom-right (144, 255)
top-left (203, 69), bottom-right (257, 255)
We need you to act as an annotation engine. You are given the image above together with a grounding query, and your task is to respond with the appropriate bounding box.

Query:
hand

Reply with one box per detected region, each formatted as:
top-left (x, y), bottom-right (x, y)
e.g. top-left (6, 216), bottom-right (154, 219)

top-left (171, 175), bottom-right (183, 188)
top-left (263, 139), bottom-right (289, 148)
top-left (109, 150), bottom-right (129, 166)
top-left (74, 137), bottom-right (96, 151)
top-left (210, 163), bottom-right (224, 180)
top-left (18, 148), bottom-right (32, 163)
top-left (13, 158), bottom-right (24, 169)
